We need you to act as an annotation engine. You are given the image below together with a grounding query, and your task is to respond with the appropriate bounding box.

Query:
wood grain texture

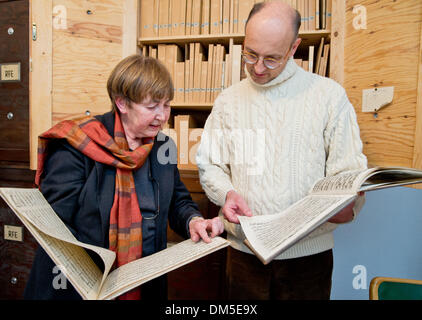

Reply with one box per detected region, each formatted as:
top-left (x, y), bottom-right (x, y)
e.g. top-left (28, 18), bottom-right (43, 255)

top-left (51, 0), bottom-right (128, 124)
top-left (30, 0), bottom-right (52, 170)
top-left (330, 0), bottom-right (345, 84)
top-left (344, 0), bottom-right (422, 169)
top-left (52, 32), bottom-right (120, 121)
top-left (412, 21), bottom-right (422, 169)
top-left (122, 0), bottom-right (138, 58)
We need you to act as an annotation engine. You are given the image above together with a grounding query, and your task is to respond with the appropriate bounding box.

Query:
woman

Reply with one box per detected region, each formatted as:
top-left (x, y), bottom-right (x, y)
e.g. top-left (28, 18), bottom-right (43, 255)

top-left (24, 54), bottom-right (224, 300)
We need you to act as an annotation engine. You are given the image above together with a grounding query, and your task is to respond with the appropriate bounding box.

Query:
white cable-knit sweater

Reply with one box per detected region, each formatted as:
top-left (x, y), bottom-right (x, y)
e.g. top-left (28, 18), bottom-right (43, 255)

top-left (196, 57), bottom-right (367, 259)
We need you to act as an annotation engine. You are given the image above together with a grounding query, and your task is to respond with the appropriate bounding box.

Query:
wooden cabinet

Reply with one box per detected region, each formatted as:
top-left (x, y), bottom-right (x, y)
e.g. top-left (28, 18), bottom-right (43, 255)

top-left (168, 170), bottom-right (225, 299)
top-left (0, 0), bottom-right (30, 166)
top-left (0, 168), bottom-right (36, 299)
top-left (0, 0), bottom-right (35, 299)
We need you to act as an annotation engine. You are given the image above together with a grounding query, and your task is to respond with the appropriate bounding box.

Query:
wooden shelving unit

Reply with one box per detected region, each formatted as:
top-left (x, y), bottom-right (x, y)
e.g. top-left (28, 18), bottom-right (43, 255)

top-left (139, 33), bottom-right (245, 46)
top-left (138, 0), bottom-right (339, 172)
top-left (170, 102), bottom-right (213, 111)
top-left (138, 30), bottom-right (331, 48)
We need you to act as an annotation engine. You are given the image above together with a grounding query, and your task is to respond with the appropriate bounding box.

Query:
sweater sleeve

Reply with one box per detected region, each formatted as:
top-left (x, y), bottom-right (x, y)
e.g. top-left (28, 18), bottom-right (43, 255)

top-left (196, 94), bottom-right (235, 207)
top-left (324, 89), bottom-right (367, 175)
top-left (324, 87), bottom-right (368, 218)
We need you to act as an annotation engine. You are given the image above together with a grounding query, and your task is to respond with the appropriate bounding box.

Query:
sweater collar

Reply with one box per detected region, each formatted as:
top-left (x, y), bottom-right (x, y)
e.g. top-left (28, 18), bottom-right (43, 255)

top-left (246, 57), bottom-right (298, 89)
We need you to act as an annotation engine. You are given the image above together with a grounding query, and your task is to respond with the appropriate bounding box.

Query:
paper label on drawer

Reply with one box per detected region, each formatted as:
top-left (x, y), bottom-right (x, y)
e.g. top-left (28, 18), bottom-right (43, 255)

top-left (0, 62), bottom-right (21, 82)
top-left (4, 225), bottom-right (23, 242)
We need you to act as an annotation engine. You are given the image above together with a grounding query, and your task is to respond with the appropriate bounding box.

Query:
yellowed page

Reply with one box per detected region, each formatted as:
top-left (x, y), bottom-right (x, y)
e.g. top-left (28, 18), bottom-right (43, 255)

top-left (239, 194), bottom-right (356, 264)
top-left (0, 188), bottom-right (116, 299)
top-left (18, 214), bottom-right (102, 300)
top-left (311, 169), bottom-right (374, 195)
top-left (99, 237), bottom-right (229, 300)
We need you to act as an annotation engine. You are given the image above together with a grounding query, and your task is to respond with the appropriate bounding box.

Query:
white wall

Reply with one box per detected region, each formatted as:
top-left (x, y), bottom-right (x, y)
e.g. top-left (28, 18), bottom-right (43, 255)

top-left (331, 187), bottom-right (422, 299)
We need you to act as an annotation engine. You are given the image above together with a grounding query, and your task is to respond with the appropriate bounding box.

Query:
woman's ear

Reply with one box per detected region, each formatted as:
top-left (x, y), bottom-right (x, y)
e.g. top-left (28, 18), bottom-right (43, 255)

top-left (114, 96), bottom-right (128, 114)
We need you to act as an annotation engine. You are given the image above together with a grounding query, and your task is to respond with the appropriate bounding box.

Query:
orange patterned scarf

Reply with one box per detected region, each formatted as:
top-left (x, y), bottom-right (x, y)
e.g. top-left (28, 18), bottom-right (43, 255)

top-left (35, 112), bottom-right (153, 300)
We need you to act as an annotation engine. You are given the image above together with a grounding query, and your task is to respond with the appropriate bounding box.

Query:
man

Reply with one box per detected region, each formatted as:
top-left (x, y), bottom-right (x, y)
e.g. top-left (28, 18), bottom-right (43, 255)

top-left (196, 1), bottom-right (367, 299)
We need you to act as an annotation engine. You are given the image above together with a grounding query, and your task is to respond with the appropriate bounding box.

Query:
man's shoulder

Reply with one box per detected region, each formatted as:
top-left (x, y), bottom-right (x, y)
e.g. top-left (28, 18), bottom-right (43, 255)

top-left (304, 69), bottom-right (345, 93)
top-left (292, 68), bottom-right (347, 103)
top-left (212, 79), bottom-right (250, 111)
top-left (220, 78), bottom-right (249, 96)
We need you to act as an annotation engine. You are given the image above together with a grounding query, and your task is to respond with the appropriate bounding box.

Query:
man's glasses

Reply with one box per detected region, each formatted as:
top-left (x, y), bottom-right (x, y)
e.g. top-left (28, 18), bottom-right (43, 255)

top-left (242, 51), bottom-right (283, 70)
top-left (242, 46), bottom-right (292, 70)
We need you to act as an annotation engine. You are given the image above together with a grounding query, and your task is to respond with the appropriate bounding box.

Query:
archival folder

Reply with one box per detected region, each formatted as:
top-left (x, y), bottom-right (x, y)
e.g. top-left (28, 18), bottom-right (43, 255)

top-left (0, 188), bottom-right (229, 300)
top-left (239, 167), bottom-right (422, 265)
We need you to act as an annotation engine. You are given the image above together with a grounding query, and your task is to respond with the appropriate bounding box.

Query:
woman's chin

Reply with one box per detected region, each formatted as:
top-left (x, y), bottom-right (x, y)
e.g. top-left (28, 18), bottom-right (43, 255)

top-left (148, 126), bottom-right (161, 136)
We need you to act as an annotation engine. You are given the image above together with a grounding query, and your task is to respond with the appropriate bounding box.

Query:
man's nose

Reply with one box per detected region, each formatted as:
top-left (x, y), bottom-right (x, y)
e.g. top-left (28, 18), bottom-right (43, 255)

top-left (254, 58), bottom-right (267, 74)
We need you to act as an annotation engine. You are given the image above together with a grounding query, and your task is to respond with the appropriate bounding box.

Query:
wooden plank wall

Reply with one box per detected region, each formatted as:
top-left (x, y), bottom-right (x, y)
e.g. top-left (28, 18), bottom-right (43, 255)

top-left (329, 0), bottom-right (345, 85)
top-left (29, 0), bottom-right (138, 169)
top-left (30, 0), bottom-right (52, 169)
top-left (52, 0), bottom-right (125, 123)
top-left (343, 0), bottom-right (422, 170)
top-left (412, 21), bottom-right (422, 170)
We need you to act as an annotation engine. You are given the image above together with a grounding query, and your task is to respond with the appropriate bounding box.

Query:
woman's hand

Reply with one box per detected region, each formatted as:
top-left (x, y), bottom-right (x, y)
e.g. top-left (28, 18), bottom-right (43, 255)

top-left (189, 216), bottom-right (225, 243)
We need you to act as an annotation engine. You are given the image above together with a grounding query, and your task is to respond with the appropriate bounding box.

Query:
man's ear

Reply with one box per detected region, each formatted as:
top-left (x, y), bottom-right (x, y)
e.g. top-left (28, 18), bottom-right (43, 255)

top-left (115, 96), bottom-right (128, 114)
top-left (289, 37), bottom-right (302, 57)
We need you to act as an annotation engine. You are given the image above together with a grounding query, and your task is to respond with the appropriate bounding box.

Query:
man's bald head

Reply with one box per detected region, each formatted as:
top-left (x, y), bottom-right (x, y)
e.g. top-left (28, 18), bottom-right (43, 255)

top-left (245, 1), bottom-right (301, 41)
top-left (242, 1), bottom-right (302, 84)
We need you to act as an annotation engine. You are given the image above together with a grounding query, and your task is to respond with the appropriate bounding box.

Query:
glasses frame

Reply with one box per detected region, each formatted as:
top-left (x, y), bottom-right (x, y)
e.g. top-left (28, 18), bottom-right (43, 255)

top-left (241, 43), bottom-right (293, 70)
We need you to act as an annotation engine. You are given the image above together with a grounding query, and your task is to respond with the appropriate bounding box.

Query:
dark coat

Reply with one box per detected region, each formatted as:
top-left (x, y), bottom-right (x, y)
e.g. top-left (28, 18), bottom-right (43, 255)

top-left (24, 111), bottom-right (201, 300)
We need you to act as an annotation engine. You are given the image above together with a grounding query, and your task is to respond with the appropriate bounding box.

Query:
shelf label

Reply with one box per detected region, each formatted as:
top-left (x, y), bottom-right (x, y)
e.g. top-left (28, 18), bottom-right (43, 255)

top-left (0, 62), bottom-right (21, 82)
top-left (4, 225), bottom-right (23, 242)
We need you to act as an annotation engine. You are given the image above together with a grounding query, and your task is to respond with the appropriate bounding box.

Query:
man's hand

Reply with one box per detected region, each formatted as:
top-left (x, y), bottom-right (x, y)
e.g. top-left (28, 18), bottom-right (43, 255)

top-left (189, 216), bottom-right (224, 243)
top-left (328, 192), bottom-right (365, 224)
top-left (327, 201), bottom-right (355, 223)
top-left (222, 190), bottom-right (253, 224)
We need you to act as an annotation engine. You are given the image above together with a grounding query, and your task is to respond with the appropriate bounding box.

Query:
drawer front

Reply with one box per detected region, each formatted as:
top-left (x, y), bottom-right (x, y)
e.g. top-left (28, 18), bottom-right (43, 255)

top-left (0, 0), bottom-right (30, 165)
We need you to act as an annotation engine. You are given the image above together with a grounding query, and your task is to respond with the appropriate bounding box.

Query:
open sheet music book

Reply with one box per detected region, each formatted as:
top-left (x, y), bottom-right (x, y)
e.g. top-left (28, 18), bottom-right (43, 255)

top-left (0, 188), bottom-right (229, 300)
top-left (238, 167), bottom-right (422, 265)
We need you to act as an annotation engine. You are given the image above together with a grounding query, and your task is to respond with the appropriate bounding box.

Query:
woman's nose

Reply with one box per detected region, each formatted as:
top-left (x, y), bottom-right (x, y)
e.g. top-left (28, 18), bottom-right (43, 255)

top-left (155, 105), bottom-right (167, 121)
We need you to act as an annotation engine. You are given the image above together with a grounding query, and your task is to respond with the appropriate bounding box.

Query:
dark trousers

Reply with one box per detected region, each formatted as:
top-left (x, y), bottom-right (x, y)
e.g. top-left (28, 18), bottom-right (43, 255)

top-left (225, 247), bottom-right (333, 300)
